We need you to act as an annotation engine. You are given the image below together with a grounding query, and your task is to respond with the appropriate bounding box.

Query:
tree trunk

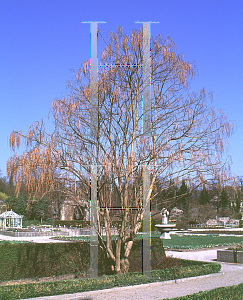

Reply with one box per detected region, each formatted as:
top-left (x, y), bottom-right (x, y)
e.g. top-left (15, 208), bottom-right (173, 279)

top-left (120, 258), bottom-right (130, 273)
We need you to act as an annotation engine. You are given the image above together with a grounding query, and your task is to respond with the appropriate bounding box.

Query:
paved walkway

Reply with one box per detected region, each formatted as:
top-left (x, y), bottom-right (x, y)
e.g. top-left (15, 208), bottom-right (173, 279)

top-left (21, 248), bottom-right (243, 300)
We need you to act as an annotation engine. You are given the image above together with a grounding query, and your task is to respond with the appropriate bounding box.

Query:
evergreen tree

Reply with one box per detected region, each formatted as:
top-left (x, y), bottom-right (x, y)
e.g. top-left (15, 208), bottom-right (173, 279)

top-left (220, 187), bottom-right (229, 209)
top-left (5, 196), bottom-right (28, 217)
top-left (177, 180), bottom-right (189, 212)
top-left (30, 198), bottom-right (50, 222)
top-left (199, 186), bottom-right (210, 205)
top-left (163, 179), bottom-right (178, 208)
top-left (0, 170), bottom-right (14, 196)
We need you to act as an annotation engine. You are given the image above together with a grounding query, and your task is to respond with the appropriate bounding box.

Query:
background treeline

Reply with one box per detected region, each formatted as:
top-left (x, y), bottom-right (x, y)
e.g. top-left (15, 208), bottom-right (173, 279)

top-left (0, 169), bottom-right (242, 223)
top-left (0, 170), bottom-right (61, 222)
top-left (151, 176), bottom-right (243, 223)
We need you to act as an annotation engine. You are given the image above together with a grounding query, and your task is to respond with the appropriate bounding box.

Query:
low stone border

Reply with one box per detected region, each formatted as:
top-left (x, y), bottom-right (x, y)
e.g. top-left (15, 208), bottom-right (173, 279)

top-left (217, 249), bottom-right (243, 263)
top-left (0, 230), bottom-right (69, 237)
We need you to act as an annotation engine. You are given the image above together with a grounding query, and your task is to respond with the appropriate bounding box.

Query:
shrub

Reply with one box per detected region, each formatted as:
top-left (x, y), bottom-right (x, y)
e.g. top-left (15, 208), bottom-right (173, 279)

top-left (231, 212), bottom-right (242, 220)
top-left (227, 245), bottom-right (243, 251)
top-left (176, 221), bottom-right (188, 230)
top-left (0, 239), bottom-right (164, 281)
top-left (239, 219), bottom-right (243, 228)
top-left (0, 242), bottom-right (90, 281)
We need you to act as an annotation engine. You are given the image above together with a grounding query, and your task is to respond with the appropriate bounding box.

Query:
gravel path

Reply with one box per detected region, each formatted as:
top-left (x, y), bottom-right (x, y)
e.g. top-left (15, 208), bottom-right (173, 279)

top-left (21, 247), bottom-right (243, 300)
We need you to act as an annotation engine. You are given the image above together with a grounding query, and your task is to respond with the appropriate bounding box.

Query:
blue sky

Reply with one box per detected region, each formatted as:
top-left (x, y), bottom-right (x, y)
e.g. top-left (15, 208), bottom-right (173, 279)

top-left (0, 0), bottom-right (243, 178)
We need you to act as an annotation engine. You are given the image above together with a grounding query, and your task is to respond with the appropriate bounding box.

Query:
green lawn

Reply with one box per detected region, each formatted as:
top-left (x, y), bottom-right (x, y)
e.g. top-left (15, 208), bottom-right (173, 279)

top-left (163, 234), bottom-right (243, 249)
top-left (53, 231), bottom-right (161, 242)
top-left (53, 232), bottom-right (243, 249)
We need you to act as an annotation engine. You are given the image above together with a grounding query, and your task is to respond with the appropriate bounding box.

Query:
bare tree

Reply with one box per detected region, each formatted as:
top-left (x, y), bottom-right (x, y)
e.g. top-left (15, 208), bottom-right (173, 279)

top-left (7, 26), bottom-right (233, 273)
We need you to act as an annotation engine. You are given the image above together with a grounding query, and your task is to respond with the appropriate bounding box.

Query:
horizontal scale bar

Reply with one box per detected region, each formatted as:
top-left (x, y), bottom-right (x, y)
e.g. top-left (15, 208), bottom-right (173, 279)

top-left (98, 207), bottom-right (143, 210)
top-left (99, 63), bottom-right (143, 67)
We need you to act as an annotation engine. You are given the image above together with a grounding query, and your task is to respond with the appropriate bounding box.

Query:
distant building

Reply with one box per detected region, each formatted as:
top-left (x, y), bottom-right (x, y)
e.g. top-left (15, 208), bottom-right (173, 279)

top-left (0, 210), bottom-right (23, 229)
top-left (218, 217), bottom-right (230, 223)
top-left (206, 219), bottom-right (221, 226)
top-left (60, 198), bottom-right (89, 221)
top-left (206, 217), bottom-right (239, 227)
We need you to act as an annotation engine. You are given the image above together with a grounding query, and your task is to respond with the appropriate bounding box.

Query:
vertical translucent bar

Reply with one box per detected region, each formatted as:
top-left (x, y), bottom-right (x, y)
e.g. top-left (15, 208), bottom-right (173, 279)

top-left (83, 21), bottom-right (105, 278)
top-left (143, 23), bottom-right (151, 136)
top-left (90, 165), bottom-right (98, 278)
top-left (135, 21), bottom-right (158, 136)
top-left (143, 165), bottom-right (151, 277)
top-left (90, 23), bottom-right (98, 140)
top-left (83, 21), bottom-right (105, 139)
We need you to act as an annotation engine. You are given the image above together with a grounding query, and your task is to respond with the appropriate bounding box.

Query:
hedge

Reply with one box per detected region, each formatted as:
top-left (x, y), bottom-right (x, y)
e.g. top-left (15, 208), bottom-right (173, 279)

top-left (52, 219), bottom-right (161, 231)
top-left (0, 238), bottom-right (220, 283)
top-left (163, 283), bottom-right (243, 300)
top-left (0, 238), bottom-right (165, 282)
top-left (0, 260), bottom-right (221, 300)
top-left (0, 242), bottom-right (90, 281)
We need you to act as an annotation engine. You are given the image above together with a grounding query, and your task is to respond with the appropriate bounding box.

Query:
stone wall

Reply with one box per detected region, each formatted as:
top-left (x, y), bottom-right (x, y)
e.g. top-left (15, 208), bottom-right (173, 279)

top-left (237, 251), bottom-right (243, 263)
top-left (217, 249), bottom-right (243, 263)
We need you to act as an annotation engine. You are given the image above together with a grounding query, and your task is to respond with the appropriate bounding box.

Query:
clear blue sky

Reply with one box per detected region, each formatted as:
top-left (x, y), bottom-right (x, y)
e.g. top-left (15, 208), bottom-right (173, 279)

top-left (0, 0), bottom-right (243, 179)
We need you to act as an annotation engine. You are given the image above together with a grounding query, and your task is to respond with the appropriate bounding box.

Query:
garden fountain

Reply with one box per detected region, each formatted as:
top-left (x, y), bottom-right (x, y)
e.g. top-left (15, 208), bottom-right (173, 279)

top-left (155, 208), bottom-right (176, 239)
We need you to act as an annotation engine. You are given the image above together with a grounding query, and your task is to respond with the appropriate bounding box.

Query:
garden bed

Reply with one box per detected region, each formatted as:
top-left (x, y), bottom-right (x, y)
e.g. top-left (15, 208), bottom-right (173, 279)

top-left (227, 245), bottom-right (243, 251)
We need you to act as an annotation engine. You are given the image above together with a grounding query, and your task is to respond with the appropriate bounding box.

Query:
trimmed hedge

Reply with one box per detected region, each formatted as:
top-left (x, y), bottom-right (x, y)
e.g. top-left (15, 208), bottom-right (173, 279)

top-left (0, 238), bottom-right (220, 283)
top-left (52, 219), bottom-right (161, 231)
top-left (0, 242), bottom-right (90, 281)
top-left (0, 238), bottom-right (165, 282)
top-left (0, 260), bottom-right (221, 300)
top-left (163, 283), bottom-right (243, 300)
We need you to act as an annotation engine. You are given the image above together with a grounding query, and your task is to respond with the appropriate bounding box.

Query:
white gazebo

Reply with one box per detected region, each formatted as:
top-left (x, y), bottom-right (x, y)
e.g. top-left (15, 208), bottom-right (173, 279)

top-left (0, 210), bottom-right (23, 229)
